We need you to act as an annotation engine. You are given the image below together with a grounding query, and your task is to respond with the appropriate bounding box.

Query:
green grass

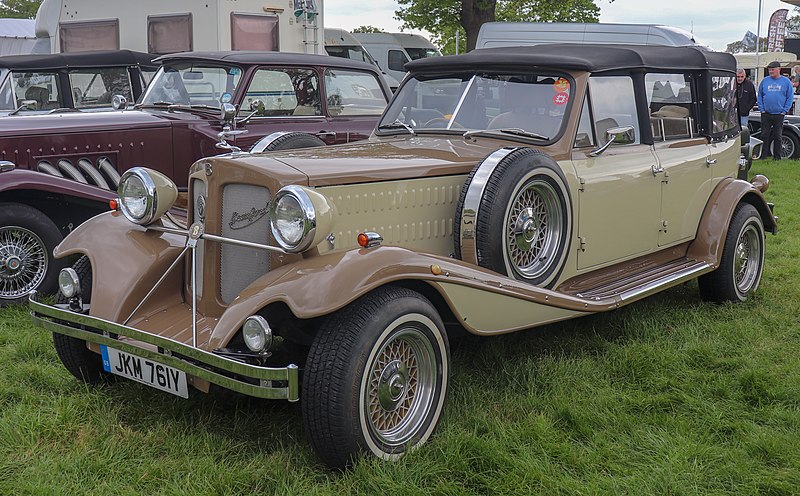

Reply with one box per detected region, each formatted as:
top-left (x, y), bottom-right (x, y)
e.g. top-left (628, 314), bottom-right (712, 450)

top-left (2, 160), bottom-right (799, 494)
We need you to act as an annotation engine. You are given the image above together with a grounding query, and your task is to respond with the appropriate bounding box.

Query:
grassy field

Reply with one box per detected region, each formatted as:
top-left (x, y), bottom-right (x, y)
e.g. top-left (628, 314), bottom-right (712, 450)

top-left (1, 160), bottom-right (798, 495)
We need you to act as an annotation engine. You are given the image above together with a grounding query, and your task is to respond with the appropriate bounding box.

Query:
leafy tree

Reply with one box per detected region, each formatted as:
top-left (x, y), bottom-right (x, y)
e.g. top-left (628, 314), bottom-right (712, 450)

top-left (395, 0), bottom-right (608, 54)
top-left (352, 25), bottom-right (385, 33)
top-left (0, 0), bottom-right (42, 19)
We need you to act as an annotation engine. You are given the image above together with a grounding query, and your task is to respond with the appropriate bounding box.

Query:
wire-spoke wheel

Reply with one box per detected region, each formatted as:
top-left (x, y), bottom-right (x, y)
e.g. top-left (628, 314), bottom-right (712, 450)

top-left (0, 203), bottom-right (64, 304)
top-left (699, 203), bottom-right (765, 303)
top-left (303, 286), bottom-right (449, 469)
top-left (503, 177), bottom-right (564, 280)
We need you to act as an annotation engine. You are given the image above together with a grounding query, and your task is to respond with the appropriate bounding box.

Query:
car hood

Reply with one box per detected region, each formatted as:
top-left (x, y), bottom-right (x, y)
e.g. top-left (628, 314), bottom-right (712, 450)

top-left (0, 109), bottom-right (193, 137)
top-left (262, 137), bottom-right (496, 187)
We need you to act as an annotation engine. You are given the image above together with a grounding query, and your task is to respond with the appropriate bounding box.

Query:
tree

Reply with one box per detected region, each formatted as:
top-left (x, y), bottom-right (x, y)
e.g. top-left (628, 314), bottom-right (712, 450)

top-left (0, 0), bottom-right (42, 19)
top-left (352, 25), bottom-right (385, 33)
top-left (725, 37), bottom-right (768, 54)
top-left (395, 0), bottom-right (608, 54)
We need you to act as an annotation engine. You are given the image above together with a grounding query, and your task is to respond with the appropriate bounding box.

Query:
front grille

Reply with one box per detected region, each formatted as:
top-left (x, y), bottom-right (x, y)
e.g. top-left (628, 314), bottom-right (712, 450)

top-left (220, 184), bottom-right (271, 303)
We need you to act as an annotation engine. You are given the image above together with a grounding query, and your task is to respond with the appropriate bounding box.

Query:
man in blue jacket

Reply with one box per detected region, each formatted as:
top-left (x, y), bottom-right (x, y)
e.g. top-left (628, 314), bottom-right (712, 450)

top-left (757, 60), bottom-right (795, 160)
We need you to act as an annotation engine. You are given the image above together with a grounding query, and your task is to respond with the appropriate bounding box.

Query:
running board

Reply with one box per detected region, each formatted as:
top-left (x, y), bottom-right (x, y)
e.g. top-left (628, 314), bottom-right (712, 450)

top-left (573, 259), bottom-right (712, 303)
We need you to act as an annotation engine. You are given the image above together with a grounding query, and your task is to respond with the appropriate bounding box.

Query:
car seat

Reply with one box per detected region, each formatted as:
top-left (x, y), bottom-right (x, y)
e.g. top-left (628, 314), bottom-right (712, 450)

top-left (24, 86), bottom-right (49, 110)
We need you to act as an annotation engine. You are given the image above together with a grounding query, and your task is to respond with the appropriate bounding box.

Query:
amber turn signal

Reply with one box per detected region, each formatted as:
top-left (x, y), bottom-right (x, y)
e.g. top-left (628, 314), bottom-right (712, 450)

top-left (357, 233), bottom-right (369, 248)
top-left (109, 198), bottom-right (119, 211)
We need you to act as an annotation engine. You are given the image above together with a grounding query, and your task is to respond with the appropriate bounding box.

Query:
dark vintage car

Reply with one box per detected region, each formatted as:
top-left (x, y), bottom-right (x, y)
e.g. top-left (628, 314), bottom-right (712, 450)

top-left (32, 44), bottom-right (775, 468)
top-left (0, 50), bottom-right (158, 115)
top-left (0, 51), bottom-right (390, 303)
top-left (747, 110), bottom-right (800, 159)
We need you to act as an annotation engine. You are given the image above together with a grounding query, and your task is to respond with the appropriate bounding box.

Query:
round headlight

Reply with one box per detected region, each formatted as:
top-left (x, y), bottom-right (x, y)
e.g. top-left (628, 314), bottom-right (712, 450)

top-left (243, 315), bottom-right (273, 353)
top-left (117, 167), bottom-right (178, 225)
top-left (269, 185), bottom-right (316, 252)
top-left (58, 268), bottom-right (80, 298)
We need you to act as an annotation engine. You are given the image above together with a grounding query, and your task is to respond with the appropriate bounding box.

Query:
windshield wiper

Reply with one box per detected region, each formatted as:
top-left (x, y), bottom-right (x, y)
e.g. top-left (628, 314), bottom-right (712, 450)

top-left (378, 120), bottom-right (415, 135)
top-left (463, 127), bottom-right (550, 141)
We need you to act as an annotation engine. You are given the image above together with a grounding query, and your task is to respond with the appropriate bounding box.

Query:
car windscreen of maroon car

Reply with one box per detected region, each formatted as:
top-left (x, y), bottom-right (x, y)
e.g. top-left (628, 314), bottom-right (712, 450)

top-left (140, 63), bottom-right (243, 110)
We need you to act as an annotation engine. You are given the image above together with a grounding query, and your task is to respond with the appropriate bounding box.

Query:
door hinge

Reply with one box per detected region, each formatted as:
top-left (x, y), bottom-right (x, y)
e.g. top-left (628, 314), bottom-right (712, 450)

top-left (578, 236), bottom-right (587, 251)
top-left (578, 177), bottom-right (586, 192)
top-left (660, 219), bottom-right (669, 233)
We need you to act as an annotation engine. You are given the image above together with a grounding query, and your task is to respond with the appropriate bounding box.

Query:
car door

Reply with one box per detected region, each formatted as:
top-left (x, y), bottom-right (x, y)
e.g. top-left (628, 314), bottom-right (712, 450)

top-left (571, 76), bottom-right (662, 270)
top-left (235, 66), bottom-right (335, 148)
top-left (646, 73), bottom-right (714, 247)
top-left (322, 67), bottom-right (389, 143)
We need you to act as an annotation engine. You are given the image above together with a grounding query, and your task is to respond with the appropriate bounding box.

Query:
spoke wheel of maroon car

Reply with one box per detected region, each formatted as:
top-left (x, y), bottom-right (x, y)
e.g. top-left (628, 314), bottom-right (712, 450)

top-left (698, 203), bottom-right (765, 303)
top-left (53, 256), bottom-right (108, 384)
top-left (262, 132), bottom-right (327, 151)
top-left (302, 286), bottom-right (450, 469)
top-left (0, 203), bottom-right (66, 305)
top-left (455, 148), bottom-right (572, 288)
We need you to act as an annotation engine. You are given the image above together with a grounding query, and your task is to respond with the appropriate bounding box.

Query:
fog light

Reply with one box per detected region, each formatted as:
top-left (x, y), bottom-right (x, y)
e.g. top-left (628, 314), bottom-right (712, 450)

top-left (58, 268), bottom-right (80, 298)
top-left (243, 315), bottom-right (272, 353)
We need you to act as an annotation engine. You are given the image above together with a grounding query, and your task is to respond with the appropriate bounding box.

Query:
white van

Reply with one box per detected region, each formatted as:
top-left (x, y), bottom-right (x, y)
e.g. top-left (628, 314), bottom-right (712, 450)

top-left (33, 0), bottom-right (324, 55)
top-left (353, 32), bottom-right (440, 82)
top-left (324, 28), bottom-right (399, 90)
top-left (476, 22), bottom-right (710, 50)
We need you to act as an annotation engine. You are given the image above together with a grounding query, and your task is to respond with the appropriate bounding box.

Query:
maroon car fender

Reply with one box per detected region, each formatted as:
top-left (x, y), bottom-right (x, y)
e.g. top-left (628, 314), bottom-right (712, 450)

top-left (0, 168), bottom-right (117, 203)
top-left (687, 175), bottom-right (776, 267)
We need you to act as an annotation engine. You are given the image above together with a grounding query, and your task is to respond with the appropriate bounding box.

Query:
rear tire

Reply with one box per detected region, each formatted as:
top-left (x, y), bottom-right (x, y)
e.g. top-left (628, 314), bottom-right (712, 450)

top-left (0, 203), bottom-right (65, 305)
top-left (302, 286), bottom-right (450, 469)
top-left (778, 132), bottom-right (800, 159)
top-left (698, 204), bottom-right (765, 303)
top-left (53, 256), bottom-right (107, 384)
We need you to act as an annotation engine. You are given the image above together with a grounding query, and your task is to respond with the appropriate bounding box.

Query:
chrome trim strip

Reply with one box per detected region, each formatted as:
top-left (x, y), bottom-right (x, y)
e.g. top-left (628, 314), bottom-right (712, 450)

top-left (148, 225), bottom-right (287, 254)
top-left (618, 262), bottom-right (710, 302)
top-left (448, 75), bottom-right (476, 130)
top-left (30, 293), bottom-right (299, 401)
top-left (458, 147), bottom-right (521, 265)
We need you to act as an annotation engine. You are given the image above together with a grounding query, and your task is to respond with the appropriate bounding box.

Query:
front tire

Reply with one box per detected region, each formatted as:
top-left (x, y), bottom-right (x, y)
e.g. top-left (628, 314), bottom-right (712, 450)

top-left (53, 256), bottom-right (107, 384)
top-left (698, 203), bottom-right (765, 303)
top-left (0, 203), bottom-right (65, 305)
top-left (302, 286), bottom-right (450, 469)
top-left (778, 132), bottom-right (800, 159)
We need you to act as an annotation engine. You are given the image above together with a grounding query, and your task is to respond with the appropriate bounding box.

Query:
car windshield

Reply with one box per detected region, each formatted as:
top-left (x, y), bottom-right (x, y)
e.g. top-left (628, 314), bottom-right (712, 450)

top-left (378, 71), bottom-right (573, 140)
top-left (0, 69), bottom-right (12, 110)
top-left (141, 62), bottom-right (243, 108)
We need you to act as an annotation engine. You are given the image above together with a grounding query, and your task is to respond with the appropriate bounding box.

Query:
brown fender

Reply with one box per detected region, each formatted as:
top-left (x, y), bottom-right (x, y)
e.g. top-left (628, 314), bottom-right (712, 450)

top-left (687, 176), bottom-right (776, 266)
top-left (207, 246), bottom-right (617, 349)
top-left (53, 211), bottom-right (187, 322)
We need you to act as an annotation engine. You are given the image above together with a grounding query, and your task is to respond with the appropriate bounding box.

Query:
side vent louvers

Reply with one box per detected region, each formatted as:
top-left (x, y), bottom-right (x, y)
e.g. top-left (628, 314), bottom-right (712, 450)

top-left (35, 156), bottom-right (120, 190)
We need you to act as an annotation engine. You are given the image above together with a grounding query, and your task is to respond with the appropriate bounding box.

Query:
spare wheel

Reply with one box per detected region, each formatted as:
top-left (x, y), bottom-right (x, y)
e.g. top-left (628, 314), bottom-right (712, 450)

top-left (455, 147), bottom-right (572, 288)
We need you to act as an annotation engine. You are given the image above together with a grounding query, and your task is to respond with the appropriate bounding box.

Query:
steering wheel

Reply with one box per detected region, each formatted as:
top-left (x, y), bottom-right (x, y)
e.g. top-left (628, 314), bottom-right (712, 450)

top-left (424, 117), bottom-right (464, 129)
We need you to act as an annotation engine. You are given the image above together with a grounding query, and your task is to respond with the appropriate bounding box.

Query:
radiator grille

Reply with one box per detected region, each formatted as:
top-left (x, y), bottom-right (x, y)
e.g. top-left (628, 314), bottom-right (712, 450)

top-left (220, 184), bottom-right (271, 303)
top-left (192, 179), bottom-right (207, 295)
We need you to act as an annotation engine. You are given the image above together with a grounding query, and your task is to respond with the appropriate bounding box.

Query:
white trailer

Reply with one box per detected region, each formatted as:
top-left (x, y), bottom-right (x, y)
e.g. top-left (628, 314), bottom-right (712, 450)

top-left (352, 32), bottom-right (440, 83)
top-left (34, 0), bottom-right (323, 55)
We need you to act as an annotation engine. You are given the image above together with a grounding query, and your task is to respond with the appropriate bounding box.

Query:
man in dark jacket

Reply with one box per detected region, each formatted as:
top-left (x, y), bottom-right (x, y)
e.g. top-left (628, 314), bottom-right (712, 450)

top-left (736, 69), bottom-right (756, 127)
top-left (757, 61), bottom-right (794, 160)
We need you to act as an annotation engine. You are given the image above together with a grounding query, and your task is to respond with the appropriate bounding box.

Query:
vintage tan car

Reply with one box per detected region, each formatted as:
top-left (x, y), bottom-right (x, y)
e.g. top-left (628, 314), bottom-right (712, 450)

top-left (31, 44), bottom-right (776, 469)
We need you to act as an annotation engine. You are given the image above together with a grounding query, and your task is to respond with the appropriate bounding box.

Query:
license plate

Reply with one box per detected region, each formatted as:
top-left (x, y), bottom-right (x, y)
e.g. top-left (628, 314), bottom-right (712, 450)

top-left (101, 345), bottom-right (189, 398)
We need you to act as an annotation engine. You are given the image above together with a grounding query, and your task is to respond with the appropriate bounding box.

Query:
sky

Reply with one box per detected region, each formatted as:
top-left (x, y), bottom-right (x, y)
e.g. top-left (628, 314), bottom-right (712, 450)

top-left (323, 0), bottom-right (797, 52)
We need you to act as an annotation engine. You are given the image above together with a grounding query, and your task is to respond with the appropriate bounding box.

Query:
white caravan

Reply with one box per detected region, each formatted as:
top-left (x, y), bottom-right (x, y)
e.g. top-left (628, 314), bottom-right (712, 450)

top-left (33, 0), bottom-right (323, 55)
top-left (352, 32), bottom-right (440, 83)
top-left (475, 22), bottom-right (710, 50)
top-left (324, 28), bottom-right (399, 90)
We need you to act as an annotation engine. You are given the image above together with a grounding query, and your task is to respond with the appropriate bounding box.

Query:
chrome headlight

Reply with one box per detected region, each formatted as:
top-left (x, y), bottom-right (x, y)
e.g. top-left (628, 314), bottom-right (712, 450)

top-left (269, 185), bottom-right (317, 252)
top-left (242, 315), bottom-right (273, 353)
top-left (117, 167), bottom-right (178, 225)
top-left (58, 268), bottom-right (80, 298)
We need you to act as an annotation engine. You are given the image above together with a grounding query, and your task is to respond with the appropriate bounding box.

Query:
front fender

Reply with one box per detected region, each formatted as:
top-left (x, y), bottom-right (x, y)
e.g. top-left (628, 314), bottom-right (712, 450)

top-left (54, 211), bottom-right (186, 322)
top-left (208, 246), bottom-right (608, 349)
top-left (687, 176), bottom-right (776, 266)
top-left (0, 168), bottom-right (116, 202)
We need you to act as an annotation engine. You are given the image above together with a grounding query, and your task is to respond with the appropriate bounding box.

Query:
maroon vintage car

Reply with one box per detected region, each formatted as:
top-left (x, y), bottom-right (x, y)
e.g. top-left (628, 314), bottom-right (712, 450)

top-left (0, 51), bottom-right (390, 303)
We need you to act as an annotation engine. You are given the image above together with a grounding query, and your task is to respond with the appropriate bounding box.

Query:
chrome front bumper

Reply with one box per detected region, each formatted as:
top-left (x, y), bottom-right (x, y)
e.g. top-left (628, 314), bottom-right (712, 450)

top-left (29, 293), bottom-right (299, 402)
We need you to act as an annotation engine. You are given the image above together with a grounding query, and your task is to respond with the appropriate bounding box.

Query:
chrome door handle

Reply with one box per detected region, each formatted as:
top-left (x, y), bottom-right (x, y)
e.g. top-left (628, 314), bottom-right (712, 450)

top-left (706, 157), bottom-right (717, 166)
top-left (651, 164), bottom-right (665, 176)
top-left (316, 131), bottom-right (336, 138)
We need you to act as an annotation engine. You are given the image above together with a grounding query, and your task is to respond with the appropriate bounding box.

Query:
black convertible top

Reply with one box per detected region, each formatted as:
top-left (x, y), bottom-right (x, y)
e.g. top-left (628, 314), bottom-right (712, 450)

top-left (0, 50), bottom-right (158, 71)
top-left (406, 44), bottom-right (736, 74)
top-left (155, 51), bottom-right (380, 73)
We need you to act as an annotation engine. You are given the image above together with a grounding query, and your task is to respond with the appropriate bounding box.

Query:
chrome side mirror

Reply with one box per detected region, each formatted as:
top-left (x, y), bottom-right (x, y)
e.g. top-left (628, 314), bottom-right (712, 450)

top-left (220, 102), bottom-right (237, 123)
top-left (589, 125), bottom-right (636, 157)
top-left (9, 99), bottom-right (38, 115)
top-left (111, 94), bottom-right (128, 110)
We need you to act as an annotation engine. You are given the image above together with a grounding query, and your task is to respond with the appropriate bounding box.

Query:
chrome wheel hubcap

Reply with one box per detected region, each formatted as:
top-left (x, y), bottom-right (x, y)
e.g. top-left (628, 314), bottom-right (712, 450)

top-left (0, 226), bottom-right (48, 299)
top-left (734, 223), bottom-right (761, 294)
top-left (505, 179), bottom-right (563, 279)
top-left (366, 326), bottom-right (436, 447)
